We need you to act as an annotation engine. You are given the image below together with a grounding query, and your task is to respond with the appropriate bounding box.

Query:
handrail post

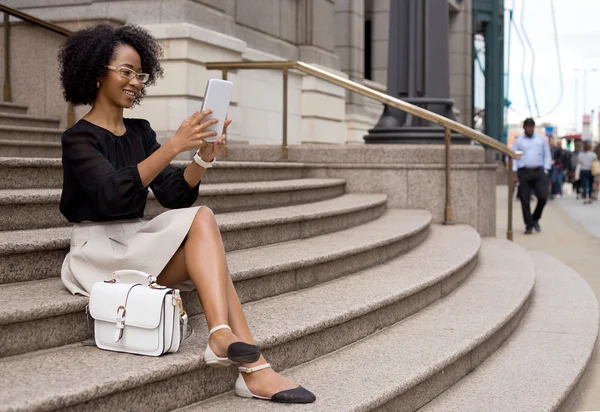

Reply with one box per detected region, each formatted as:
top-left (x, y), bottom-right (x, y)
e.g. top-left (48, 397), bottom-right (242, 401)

top-left (281, 67), bottom-right (288, 160)
top-left (507, 157), bottom-right (514, 240)
top-left (3, 12), bottom-right (11, 102)
top-left (444, 127), bottom-right (453, 225)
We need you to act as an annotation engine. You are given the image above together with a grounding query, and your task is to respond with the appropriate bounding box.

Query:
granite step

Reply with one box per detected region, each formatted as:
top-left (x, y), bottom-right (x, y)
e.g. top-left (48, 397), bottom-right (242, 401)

top-left (0, 157), bottom-right (304, 189)
top-left (0, 157), bottom-right (307, 189)
top-left (0, 193), bottom-right (388, 283)
top-left (0, 178), bottom-right (348, 230)
top-left (0, 125), bottom-right (63, 143)
top-left (0, 209), bottom-right (433, 357)
top-left (0, 224), bottom-right (480, 410)
top-left (418, 252), bottom-right (599, 412)
top-left (0, 113), bottom-right (61, 129)
top-left (184, 238), bottom-right (535, 412)
top-left (0, 139), bottom-right (62, 158)
top-left (0, 102), bottom-right (28, 115)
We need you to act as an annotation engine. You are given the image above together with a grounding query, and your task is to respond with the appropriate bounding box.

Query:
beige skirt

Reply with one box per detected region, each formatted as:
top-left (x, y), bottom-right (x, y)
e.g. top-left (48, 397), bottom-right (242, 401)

top-left (61, 206), bottom-right (201, 296)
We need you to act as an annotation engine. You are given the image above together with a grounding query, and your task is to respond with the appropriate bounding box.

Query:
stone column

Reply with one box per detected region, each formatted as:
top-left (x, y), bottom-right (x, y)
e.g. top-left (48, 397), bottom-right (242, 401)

top-left (448, 0), bottom-right (473, 126)
top-left (334, 0), bottom-right (368, 143)
top-left (365, 0), bottom-right (468, 144)
top-left (335, 0), bottom-right (365, 82)
top-left (296, 0), bottom-right (348, 143)
top-left (296, 0), bottom-right (339, 68)
top-left (369, 0), bottom-right (390, 86)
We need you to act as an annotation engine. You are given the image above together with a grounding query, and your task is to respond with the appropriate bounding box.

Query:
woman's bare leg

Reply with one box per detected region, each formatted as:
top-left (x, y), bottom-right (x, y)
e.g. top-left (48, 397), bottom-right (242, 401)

top-left (158, 207), bottom-right (237, 355)
top-left (158, 207), bottom-right (299, 397)
top-left (224, 274), bottom-right (298, 397)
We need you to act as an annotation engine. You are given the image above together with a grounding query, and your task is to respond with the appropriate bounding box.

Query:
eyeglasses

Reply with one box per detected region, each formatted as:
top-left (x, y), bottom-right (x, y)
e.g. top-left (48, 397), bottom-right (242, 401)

top-left (106, 65), bottom-right (150, 84)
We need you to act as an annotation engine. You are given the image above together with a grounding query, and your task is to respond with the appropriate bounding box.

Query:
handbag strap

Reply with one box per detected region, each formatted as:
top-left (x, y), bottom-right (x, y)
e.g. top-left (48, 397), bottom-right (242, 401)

top-left (114, 284), bottom-right (141, 343)
top-left (173, 290), bottom-right (192, 343)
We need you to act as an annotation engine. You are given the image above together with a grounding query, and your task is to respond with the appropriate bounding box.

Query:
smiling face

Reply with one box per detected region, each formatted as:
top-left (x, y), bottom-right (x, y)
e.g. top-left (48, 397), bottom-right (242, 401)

top-left (98, 44), bottom-right (143, 109)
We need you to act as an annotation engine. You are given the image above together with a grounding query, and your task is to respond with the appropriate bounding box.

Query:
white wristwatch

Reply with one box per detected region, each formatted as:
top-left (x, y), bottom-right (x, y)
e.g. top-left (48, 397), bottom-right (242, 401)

top-left (193, 150), bottom-right (216, 169)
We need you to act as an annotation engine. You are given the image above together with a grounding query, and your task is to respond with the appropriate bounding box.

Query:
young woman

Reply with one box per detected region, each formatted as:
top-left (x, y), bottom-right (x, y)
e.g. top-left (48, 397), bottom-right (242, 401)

top-left (58, 23), bottom-right (315, 404)
top-left (578, 141), bottom-right (598, 204)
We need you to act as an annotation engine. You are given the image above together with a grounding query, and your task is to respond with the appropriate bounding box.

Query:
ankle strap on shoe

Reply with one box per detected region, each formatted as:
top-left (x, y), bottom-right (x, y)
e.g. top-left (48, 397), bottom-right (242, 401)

top-left (238, 363), bottom-right (271, 374)
top-left (208, 324), bottom-right (231, 337)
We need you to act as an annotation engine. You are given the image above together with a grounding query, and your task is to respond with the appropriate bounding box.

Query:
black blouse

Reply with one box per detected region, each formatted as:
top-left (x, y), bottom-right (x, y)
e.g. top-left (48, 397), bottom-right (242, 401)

top-left (60, 118), bottom-right (200, 223)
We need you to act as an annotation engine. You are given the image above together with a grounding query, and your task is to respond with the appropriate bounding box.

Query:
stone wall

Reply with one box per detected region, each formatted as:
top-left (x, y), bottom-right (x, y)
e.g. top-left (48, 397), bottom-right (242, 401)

top-left (0, 0), bottom-right (474, 145)
top-left (0, 19), bottom-right (122, 129)
top-left (223, 144), bottom-right (497, 236)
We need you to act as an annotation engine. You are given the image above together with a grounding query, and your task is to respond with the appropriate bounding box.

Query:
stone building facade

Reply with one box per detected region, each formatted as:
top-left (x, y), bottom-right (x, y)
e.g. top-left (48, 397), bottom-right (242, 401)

top-left (1, 0), bottom-right (473, 149)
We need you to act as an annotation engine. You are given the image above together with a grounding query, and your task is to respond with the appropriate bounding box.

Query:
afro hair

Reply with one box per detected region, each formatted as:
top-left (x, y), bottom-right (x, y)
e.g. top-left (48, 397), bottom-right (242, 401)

top-left (58, 24), bottom-right (164, 107)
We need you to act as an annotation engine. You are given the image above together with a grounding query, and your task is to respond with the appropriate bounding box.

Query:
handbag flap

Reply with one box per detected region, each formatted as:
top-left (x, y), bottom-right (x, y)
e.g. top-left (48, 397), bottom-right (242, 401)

top-left (90, 282), bottom-right (172, 329)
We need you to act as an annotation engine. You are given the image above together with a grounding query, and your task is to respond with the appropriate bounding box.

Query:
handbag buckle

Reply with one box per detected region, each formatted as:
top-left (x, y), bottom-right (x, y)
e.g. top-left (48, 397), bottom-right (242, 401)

top-left (148, 276), bottom-right (167, 289)
top-left (114, 305), bottom-right (126, 343)
top-left (172, 290), bottom-right (186, 316)
top-left (105, 272), bottom-right (119, 283)
top-left (116, 306), bottom-right (126, 325)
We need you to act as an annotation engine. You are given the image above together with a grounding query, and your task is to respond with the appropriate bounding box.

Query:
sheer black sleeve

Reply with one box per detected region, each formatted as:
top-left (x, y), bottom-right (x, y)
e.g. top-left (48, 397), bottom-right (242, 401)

top-left (61, 129), bottom-right (148, 217)
top-left (139, 120), bottom-right (200, 209)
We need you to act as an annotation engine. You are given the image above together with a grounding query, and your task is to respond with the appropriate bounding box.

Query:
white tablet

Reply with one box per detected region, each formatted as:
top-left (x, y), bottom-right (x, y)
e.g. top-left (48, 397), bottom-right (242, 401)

top-left (200, 79), bottom-right (233, 142)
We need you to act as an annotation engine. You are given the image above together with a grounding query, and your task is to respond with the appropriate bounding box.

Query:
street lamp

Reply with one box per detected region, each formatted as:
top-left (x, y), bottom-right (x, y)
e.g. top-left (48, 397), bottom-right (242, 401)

top-left (574, 68), bottom-right (598, 115)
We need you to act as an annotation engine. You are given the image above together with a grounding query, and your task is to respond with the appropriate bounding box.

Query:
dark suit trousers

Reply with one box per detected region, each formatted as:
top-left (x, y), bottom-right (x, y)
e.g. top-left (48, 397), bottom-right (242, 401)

top-left (517, 168), bottom-right (548, 228)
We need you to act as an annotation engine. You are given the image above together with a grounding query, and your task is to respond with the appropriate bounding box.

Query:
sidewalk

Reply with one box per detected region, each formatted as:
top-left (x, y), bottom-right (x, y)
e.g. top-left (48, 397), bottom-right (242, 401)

top-left (496, 186), bottom-right (600, 411)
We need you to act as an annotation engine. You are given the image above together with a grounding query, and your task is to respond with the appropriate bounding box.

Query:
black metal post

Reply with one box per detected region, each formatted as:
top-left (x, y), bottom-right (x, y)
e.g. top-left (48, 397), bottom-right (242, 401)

top-left (365, 0), bottom-right (468, 144)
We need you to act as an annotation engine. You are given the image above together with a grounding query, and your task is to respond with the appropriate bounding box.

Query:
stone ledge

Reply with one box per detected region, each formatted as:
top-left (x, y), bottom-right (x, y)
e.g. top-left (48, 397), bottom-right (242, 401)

top-left (143, 22), bottom-right (246, 54)
top-left (224, 144), bottom-right (487, 164)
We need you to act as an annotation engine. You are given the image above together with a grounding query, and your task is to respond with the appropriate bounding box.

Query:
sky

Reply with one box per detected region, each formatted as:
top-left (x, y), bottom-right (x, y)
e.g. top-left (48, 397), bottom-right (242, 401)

top-left (478, 0), bottom-right (600, 136)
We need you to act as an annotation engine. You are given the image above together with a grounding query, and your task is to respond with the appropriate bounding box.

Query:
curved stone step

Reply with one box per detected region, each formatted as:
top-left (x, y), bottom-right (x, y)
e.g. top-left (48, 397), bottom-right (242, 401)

top-left (0, 113), bottom-right (61, 129)
top-left (0, 209), bottom-right (432, 356)
top-left (0, 193), bottom-right (387, 284)
top-left (0, 157), bottom-right (307, 189)
top-left (0, 125), bottom-right (62, 143)
top-left (0, 140), bottom-right (62, 158)
top-left (0, 178), bottom-right (348, 230)
top-left (0, 102), bottom-right (28, 115)
top-left (183, 238), bottom-right (535, 412)
top-left (418, 252), bottom-right (599, 412)
top-left (0, 223), bottom-right (479, 410)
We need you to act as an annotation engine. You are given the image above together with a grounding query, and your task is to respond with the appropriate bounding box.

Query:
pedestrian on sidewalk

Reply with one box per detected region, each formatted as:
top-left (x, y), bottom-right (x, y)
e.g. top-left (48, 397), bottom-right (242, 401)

top-left (578, 141), bottom-right (598, 204)
top-left (569, 140), bottom-right (583, 199)
top-left (593, 143), bottom-right (600, 200)
top-left (549, 138), bottom-right (567, 199)
top-left (512, 118), bottom-right (552, 235)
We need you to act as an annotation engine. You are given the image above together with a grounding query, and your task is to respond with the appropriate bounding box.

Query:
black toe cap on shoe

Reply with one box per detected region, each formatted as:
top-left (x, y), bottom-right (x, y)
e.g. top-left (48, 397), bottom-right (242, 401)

top-left (227, 342), bottom-right (260, 363)
top-left (271, 386), bottom-right (316, 404)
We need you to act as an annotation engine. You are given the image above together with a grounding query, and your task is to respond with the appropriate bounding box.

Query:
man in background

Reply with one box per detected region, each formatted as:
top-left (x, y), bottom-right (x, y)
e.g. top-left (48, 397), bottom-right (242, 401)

top-left (512, 118), bottom-right (552, 234)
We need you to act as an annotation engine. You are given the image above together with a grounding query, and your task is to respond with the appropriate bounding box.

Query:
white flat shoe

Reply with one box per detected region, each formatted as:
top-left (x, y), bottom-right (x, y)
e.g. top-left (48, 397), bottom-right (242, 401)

top-left (204, 325), bottom-right (260, 368)
top-left (235, 363), bottom-right (316, 404)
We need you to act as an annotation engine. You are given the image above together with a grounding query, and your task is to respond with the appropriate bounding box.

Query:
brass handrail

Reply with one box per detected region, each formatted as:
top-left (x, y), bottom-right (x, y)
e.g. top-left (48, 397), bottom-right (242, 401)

top-left (206, 60), bottom-right (519, 241)
top-left (206, 60), bottom-right (521, 158)
top-left (1, 4), bottom-right (74, 126)
top-left (0, 4), bottom-right (71, 36)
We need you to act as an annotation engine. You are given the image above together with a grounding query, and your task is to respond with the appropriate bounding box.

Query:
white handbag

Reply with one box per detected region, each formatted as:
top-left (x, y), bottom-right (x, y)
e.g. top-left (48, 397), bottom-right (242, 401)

top-left (88, 270), bottom-right (189, 356)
